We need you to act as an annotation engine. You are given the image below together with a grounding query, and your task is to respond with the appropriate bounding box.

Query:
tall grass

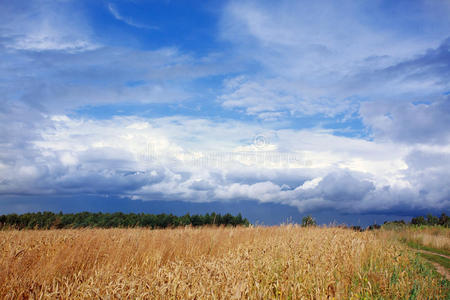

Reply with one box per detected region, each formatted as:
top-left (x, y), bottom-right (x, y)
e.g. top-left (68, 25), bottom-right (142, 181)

top-left (0, 226), bottom-right (448, 299)
top-left (379, 225), bottom-right (450, 255)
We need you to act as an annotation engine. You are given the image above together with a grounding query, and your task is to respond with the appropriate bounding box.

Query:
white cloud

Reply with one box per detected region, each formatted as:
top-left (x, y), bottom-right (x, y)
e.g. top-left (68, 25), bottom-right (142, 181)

top-left (108, 3), bottom-right (158, 30)
top-left (0, 1), bottom-right (99, 52)
top-left (361, 95), bottom-right (450, 145)
top-left (218, 0), bottom-right (450, 119)
top-left (0, 45), bottom-right (233, 113)
top-left (219, 76), bottom-right (357, 117)
top-left (0, 114), bottom-right (448, 214)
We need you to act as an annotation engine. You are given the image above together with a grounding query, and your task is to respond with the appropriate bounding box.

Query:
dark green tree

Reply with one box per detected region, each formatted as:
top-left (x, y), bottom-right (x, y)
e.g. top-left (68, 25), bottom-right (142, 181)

top-left (439, 213), bottom-right (449, 227)
top-left (411, 216), bottom-right (427, 226)
top-left (426, 213), bottom-right (439, 226)
top-left (301, 215), bottom-right (316, 227)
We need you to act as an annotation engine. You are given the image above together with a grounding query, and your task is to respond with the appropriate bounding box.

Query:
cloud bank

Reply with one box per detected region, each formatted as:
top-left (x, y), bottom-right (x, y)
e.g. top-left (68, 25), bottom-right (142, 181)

top-left (1, 115), bottom-right (448, 215)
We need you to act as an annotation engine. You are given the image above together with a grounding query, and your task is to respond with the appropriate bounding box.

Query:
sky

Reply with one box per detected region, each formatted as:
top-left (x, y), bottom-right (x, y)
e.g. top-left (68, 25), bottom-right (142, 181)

top-left (0, 0), bottom-right (449, 226)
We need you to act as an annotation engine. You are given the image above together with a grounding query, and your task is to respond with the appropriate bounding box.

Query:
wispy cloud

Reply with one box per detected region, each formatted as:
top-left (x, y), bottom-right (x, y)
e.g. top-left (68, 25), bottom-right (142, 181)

top-left (218, 0), bottom-right (450, 120)
top-left (108, 3), bottom-right (158, 30)
top-left (0, 0), bottom-right (99, 52)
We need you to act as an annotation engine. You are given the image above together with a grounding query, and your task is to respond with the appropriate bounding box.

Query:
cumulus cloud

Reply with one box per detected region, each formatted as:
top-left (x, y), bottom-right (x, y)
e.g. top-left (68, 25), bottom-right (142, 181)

top-left (0, 114), bottom-right (448, 215)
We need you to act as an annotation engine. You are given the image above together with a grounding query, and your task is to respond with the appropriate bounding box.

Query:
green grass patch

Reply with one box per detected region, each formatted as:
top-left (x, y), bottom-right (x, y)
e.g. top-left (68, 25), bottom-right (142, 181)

top-left (417, 252), bottom-right (450, 270)
top-left (411, 255), bottom-right (450, 299)
top-left (404, 240), bottom-right (450, 257)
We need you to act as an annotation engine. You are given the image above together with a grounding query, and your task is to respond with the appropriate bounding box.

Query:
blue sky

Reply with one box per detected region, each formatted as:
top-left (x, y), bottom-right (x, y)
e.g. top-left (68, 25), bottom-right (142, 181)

top-left (0, 0), bottom-right (449, 225)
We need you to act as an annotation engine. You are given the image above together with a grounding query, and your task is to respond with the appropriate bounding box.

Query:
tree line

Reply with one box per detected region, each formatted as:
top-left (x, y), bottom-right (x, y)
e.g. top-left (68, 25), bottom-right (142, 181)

top-left (0, 211), bottom-right (250, 230)
top-left (342, 212), bottom-right (449, 232)
top-left (409, 212), bottom-right (449, 227)
top-left (372, 212), bottom-right (449, 230)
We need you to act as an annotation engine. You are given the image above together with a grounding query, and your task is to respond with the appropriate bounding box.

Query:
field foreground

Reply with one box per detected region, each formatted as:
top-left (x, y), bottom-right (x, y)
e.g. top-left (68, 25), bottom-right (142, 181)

top-left (1, 226), bottom-right (448, 299)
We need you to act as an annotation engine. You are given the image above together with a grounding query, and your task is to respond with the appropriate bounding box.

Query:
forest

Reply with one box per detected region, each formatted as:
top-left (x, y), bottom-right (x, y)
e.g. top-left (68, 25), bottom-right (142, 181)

top-left (0, 211), bottom-right (250, 229)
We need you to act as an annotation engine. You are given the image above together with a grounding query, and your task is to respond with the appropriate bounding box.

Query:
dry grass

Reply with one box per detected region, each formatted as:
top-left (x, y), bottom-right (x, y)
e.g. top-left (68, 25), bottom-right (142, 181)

top-left (378, 225), bottom-right (450, 254)
top-left (0, 226), bottom-right (448, 299)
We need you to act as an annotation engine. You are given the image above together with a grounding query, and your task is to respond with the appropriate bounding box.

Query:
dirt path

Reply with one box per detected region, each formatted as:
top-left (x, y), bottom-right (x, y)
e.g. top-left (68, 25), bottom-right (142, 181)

top-left (427, 261), bottom-right (450, 281)
top-left (415, 249), bottom-right (450, 260)
top-left (414, 249), bottom-right (450, 281)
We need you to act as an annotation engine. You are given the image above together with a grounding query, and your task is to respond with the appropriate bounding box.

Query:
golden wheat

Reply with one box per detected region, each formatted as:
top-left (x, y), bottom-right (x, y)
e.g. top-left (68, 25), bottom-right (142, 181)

top-left (0, 226), bottom-right (447, 299)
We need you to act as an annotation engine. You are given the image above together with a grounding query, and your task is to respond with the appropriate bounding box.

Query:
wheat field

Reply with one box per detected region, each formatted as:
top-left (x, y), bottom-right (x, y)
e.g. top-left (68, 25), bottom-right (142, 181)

top-left (1, 226), bottom-right (448, 299)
